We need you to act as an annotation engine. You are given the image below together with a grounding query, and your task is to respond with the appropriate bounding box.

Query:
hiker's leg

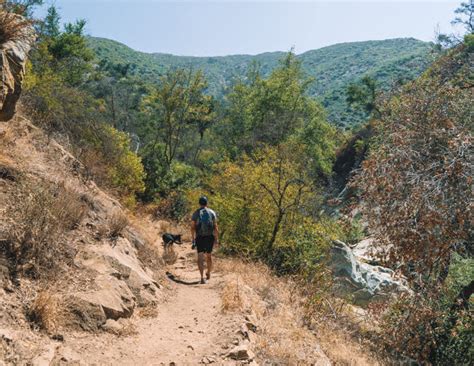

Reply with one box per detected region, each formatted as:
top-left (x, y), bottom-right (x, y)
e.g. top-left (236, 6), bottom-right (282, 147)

top-left (205, 253), bottom-right (212, 278)
top-left (197, 252), bottom-right (205, 279)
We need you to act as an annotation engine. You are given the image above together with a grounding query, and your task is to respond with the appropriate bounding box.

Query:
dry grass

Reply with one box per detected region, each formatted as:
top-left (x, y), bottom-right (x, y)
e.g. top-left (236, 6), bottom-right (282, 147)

top-left (217, 258), bottom-right (379, 365)
top-left (162, 247), bottom-right (178, 265)
top-left (221, 280), bottom-right (243, 312)
top-left (107, 209), bottom-right (129, 238)
top-left (28, 289), bottom-right (65, 334)
top-left (5, 180), bottom-right (88, 278)
top-left (0, 10), bottom-right (32, 44)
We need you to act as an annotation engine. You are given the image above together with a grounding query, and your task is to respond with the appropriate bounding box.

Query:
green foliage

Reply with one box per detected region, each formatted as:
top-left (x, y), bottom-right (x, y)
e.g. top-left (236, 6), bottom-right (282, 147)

top-left (219, 52), bottom-right (336, 177)
top-left (139, 69), bottom-right (215, 199)
top-left (346, 76), bottom-right (380, 117)
top-left (88, 37), bottom-right (435, 127)
top-left (2, 0), bottom-right (43, 17)
top-left (204, 144), bottom-right (338, 278)
top-left (101, 125), bottom-right (145, 199)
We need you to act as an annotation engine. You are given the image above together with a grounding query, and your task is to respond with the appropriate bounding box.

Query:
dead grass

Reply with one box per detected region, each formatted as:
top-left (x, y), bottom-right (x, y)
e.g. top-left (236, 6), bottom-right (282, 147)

top-left (28, 289), bottom-right (65, 334)
top-left (162, 248), bottom-right (178, 265)
top-left (0, 10), bottom-right (32, 44)
top-left (221, 280), bottom-right (243, 312)
top-left (5, 180), bottom-right (88, 278)
top-left (217, 258), bottom-right (380, 365)
top-left (107, 209), bottom-right (129, 238)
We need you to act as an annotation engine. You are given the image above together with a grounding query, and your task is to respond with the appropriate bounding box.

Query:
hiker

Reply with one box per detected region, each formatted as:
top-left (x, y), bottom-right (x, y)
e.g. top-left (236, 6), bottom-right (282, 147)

top-left (191, 196), bottom-right (219, 284)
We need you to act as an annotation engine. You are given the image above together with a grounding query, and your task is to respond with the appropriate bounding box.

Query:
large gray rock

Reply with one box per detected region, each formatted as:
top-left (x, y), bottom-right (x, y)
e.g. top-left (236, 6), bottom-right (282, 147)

top-left (329, 240), bottom-right (409, 306)
top-left (0, 13), bottom-right (35, 121)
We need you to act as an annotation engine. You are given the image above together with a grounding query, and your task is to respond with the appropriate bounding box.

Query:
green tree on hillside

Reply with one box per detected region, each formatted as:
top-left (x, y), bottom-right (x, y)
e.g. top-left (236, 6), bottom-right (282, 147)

top-left (140, 69), bottom-right (215, 198)
top-left (452, 1), bottom-right (474, 33)
top-left (346, 75), bottom-right (381, 118)
top-left (220, 52), bottom-right (336, 177)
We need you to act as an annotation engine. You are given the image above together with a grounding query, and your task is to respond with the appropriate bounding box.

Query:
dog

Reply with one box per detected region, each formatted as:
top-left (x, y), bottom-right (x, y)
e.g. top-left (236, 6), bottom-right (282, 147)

top-left (162, 233), bottom-right (182, 251)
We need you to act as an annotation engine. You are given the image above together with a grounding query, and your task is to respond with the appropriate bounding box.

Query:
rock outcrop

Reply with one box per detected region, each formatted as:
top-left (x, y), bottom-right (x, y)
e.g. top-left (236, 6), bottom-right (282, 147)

top-left (0, 13), bottom-right (35, 121)
top-left (329, 240), bottom-right (409, 306)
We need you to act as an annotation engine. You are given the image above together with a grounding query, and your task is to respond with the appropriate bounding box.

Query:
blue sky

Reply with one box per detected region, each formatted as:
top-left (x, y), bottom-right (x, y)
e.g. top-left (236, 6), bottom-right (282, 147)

top-left (37, 1), bottom-right (461, 56)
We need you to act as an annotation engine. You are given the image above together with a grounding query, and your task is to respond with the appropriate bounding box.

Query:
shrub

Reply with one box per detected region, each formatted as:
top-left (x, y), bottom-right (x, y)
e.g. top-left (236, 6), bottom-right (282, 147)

top-left (5, 181), bottom-right (87, 278)
top-left (107, 209), bottom-right (129, 238)
top-left (27, 289), bottom-right (64, 334)
top-left (154, 191), bottom-right (189, 221)
top-left (377, 256), bottom-right (473, 364)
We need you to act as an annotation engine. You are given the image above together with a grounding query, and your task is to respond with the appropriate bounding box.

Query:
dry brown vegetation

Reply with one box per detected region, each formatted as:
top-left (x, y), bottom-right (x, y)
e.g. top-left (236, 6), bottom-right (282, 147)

top-left (0, 8), bottom-right (32, 44)
top-left (217, 258), bottom-right (379, 365)
top-left (4, 180), bottom-right (87, 278)
top-left (27, 289), bottom-right (64, 334)
top-left (107, 209), bottom-right (129, 238)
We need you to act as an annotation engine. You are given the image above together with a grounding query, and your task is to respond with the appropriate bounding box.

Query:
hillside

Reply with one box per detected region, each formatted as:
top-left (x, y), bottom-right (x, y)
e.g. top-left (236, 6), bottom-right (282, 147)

top-left (89, 37), bottom-right (435, 127)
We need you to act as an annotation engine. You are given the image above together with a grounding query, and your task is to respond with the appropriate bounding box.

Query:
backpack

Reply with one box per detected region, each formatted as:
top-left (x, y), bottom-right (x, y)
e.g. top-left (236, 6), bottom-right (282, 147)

top-left (197, 208), bottom-right (214, 237)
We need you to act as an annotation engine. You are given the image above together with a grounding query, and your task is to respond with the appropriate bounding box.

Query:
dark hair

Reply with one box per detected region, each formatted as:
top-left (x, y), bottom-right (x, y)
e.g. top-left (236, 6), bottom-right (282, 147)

top-left (199, 196), bottom-right (208, 206)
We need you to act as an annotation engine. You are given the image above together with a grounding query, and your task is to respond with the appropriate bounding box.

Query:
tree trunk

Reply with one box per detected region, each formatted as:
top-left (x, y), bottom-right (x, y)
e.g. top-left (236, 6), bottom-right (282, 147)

top-left (268, 210), bottom-right (284, 251)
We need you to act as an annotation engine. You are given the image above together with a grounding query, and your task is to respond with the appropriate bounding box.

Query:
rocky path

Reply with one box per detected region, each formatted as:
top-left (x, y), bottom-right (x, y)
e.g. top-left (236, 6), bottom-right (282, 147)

top-left (62, 243), bottom-right (247, 365)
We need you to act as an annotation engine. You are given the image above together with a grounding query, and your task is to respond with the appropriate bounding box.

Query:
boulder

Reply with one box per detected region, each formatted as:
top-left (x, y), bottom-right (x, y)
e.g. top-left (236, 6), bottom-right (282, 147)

top-left (329, 240), bottom-right (409, 306)
top-left (64, 295), bottom-right (107, 332)
top-left (76, 275), bottom-right (135, 320)
top-left (0, 13), bottom-right (35, 121)
top-left (74, 237), bottom-right (161, 306)
top-left (65, 275), bottom-right (135, 331)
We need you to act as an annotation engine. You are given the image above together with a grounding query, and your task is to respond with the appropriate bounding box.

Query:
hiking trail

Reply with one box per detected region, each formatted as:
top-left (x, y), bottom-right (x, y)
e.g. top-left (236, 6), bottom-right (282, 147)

top-left (62, 241), bottom-right (247, 365)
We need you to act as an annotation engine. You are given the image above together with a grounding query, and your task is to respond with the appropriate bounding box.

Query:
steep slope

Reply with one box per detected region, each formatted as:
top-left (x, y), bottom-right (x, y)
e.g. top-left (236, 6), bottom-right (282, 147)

top-left (89, 37), bottom-right (435, 126)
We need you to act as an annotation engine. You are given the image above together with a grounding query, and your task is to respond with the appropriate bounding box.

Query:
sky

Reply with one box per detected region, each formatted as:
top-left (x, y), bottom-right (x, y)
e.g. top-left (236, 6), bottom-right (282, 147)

top-left (36, 1), bottom-right (462, 56)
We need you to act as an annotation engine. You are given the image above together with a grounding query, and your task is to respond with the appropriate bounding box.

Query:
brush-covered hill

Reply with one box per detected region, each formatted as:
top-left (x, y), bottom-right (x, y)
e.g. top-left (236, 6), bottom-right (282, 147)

top-left (89, 37), bottom-right (435, 127)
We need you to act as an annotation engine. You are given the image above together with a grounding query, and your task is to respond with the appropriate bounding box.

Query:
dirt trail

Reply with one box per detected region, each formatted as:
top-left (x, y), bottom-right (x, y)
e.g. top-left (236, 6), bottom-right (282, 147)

top-left (65, 243), bottom-right (244, 365)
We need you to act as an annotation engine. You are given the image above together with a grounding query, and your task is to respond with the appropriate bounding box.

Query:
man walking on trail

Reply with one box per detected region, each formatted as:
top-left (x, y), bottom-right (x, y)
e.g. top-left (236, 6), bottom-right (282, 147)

top-left (191, 196), bottom-right (219, 284)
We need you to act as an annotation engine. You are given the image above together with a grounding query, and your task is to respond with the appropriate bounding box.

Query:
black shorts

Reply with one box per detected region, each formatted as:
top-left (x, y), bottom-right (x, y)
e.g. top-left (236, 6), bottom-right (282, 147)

top-left (196, 236), bottom-right (214, 253)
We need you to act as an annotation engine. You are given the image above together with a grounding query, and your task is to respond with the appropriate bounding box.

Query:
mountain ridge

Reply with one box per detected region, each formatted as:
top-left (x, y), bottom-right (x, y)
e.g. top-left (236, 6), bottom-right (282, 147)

top-left (89, 36), bottom-right (435, 126)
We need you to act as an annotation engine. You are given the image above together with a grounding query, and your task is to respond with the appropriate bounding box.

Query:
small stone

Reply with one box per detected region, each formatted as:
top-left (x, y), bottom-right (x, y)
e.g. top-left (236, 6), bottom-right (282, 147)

top-left (227, 344), bottom-right (255, 361)
top-left (102, 319), bottom-right (123, 334)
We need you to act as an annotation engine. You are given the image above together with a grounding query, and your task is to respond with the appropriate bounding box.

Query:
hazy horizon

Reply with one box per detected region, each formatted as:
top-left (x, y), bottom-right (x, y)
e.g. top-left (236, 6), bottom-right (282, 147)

top-left (36, 1), bottom-right (461, 57)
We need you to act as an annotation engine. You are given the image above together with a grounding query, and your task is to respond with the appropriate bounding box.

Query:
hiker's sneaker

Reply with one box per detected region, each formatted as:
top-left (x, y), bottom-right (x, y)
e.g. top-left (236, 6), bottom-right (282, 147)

top-left (200, 278), bottom-right (205, 284)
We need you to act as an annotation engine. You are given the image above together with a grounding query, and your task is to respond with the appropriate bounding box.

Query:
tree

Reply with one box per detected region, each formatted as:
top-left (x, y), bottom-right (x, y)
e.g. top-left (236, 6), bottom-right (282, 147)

top-left (221, 52), bottom-right (314, 154)
top-left (346, 75), bottom-right (380, 118)
top-left (40, 5), bottom-right (60, 38)
top-left (140, 69), bottom-right (213, 198)
top-left (452, 1), bottom-right (474, 34)
top-left (2, 0), bottom-right (43, 17)
top-left (355, 42), bottom-right (473, 282)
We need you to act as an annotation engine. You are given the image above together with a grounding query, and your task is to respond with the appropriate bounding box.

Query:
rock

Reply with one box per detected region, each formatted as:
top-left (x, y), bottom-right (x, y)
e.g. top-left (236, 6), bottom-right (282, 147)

top-left (200, 356), bottom-right (216, 364)
top-left (78, 275), bottom-right (135, 320)
top-left (329, 240), bottom-right (410, 306)
top-left (102, 319), bottom-right (124, 334)
top-left (64, 295), bottom-right (107, 332)
top-left (227, 344), bottom-right (255, 361)
top-left (64, 275), bottom-right (135, 331)
top-left (0, 13), bottom-right (35, 121)
top-left (74, 237), bottom-right (161, 306)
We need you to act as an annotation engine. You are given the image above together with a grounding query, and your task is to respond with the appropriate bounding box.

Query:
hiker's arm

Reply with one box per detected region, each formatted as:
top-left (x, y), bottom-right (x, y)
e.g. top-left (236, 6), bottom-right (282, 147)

top-left (191, 220), bottom-right (197, 242)
top-left (214, 221), bottom-right (219, 245)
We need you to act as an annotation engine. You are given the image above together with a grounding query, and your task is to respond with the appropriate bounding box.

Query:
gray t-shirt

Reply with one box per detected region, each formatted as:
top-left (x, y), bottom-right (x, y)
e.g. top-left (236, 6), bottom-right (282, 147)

top-left (191, 207), bottom-right (217, 223)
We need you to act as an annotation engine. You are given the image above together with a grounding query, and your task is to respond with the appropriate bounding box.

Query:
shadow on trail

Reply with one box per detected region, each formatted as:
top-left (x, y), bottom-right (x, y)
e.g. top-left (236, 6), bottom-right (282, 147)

top-left (166, 271), bottom-right (200, 285)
